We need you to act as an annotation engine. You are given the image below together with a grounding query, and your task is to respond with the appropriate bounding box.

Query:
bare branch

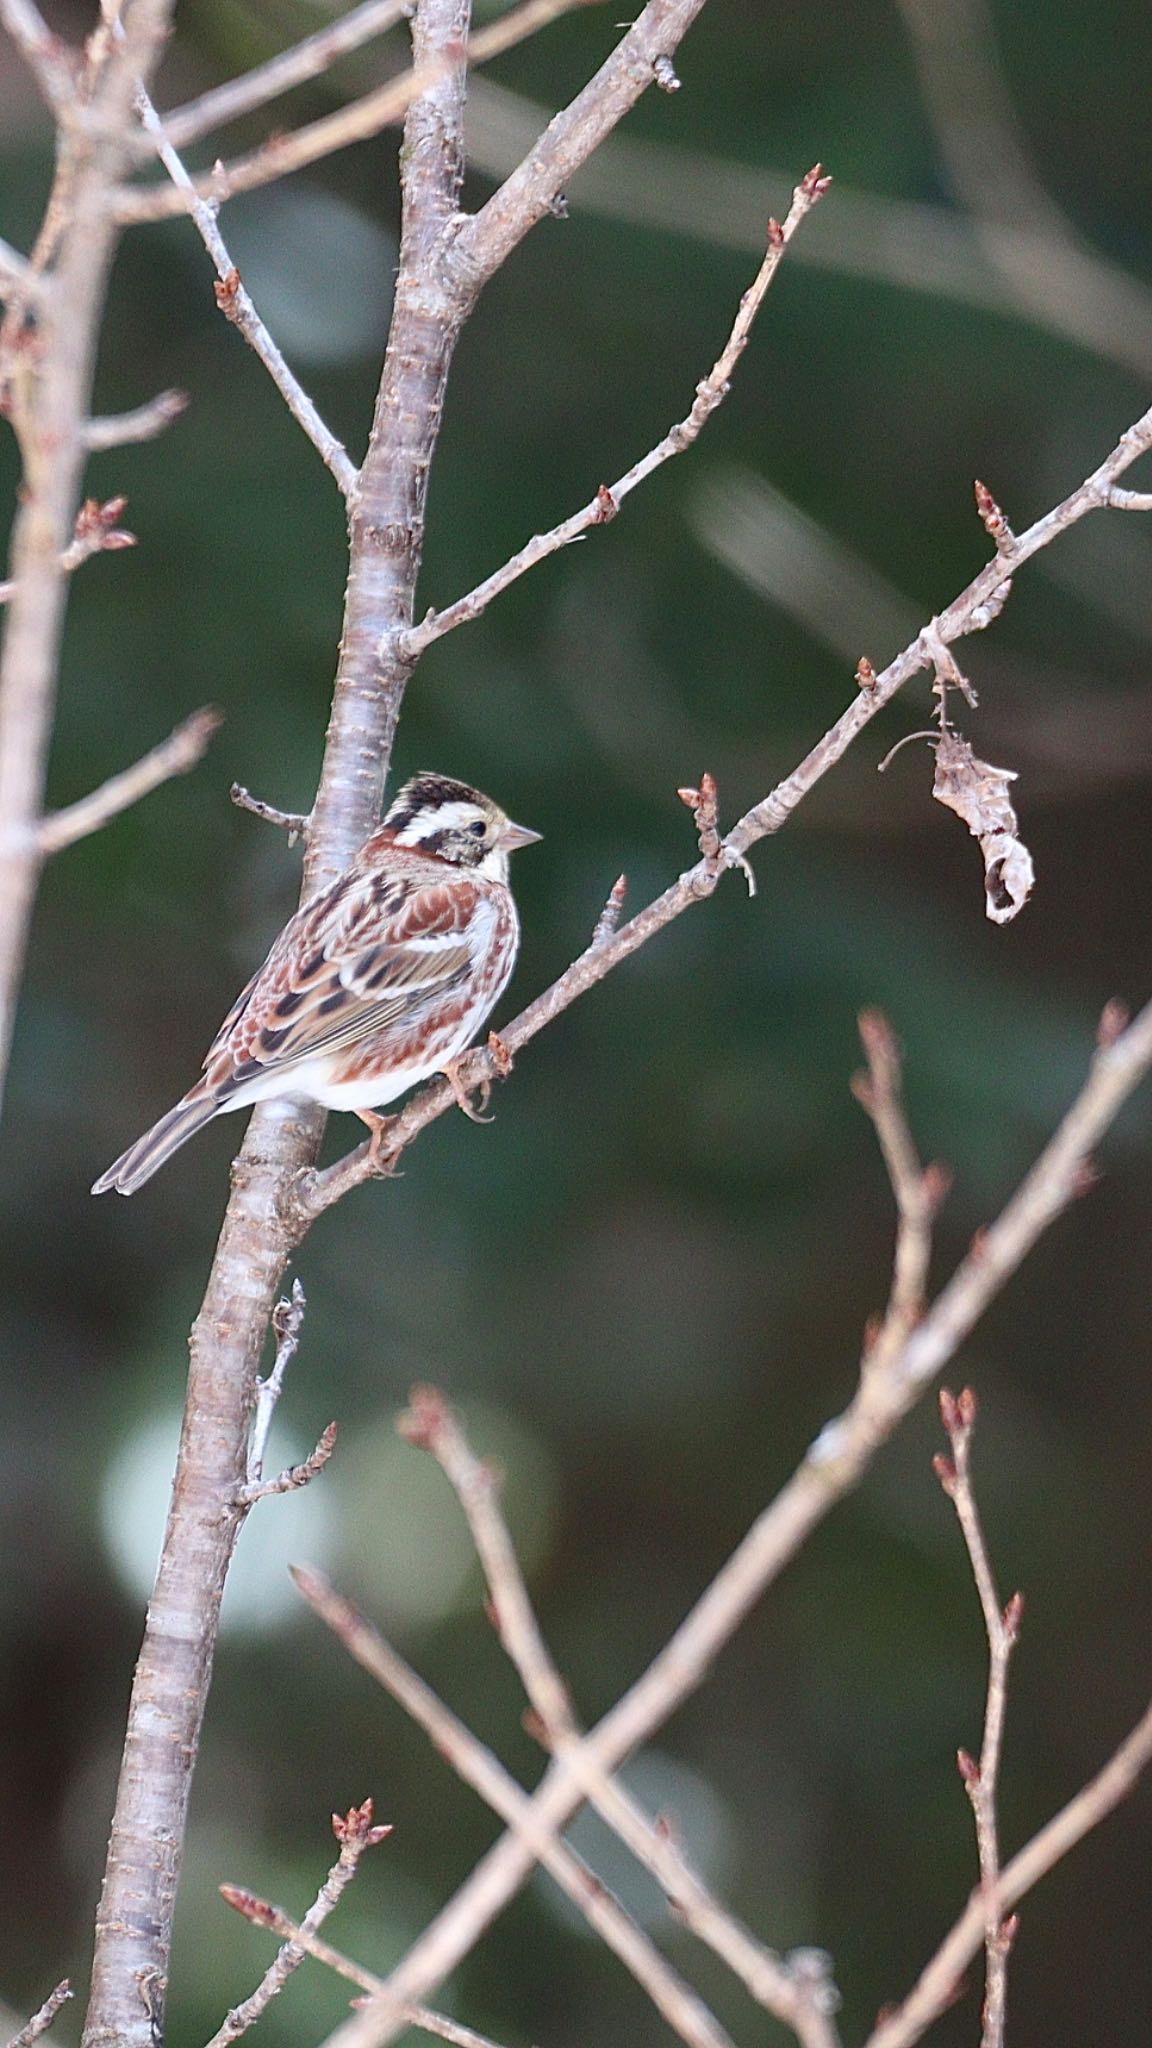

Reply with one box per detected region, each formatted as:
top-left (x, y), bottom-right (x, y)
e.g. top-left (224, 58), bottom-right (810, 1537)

top-left (162, 0), bottom-right (413, 150)
top-left (397, 1386), bottom-right (843, 2048)
top-left (244, 1278), bottom-right (305, 1490)
top-left (867, 1696), bottom-right (1152, 2048)
top-left (129, 80), bottom-right (358, 495)
top-left (401, 170), bottom-right (829, 658)
top-left (219, 1884), bottom-right (512, 2048)
top-left (207, 1802), bottom-right (391, 2048)
top-left (0, 493), bottom-right (137, 606)
top-left (230, 782), bottom-right (311, 842)
top-left (83, 387), bottom-right (188, 450)
top-left (292, 1567), bottom-right (739, 2048)
top-left (297, 392), bottom-right (1152, 1218)
top-left (26, 706), bottom-right (222, 857)
top-left (115, 0), bottom-right (606, 224)
top-left (3, 1984), bottom-right (73, 2048)
top-left (933, 1390), bottom-right (1021, 2048)
top-left (312, 997), bottom-right (1152, 2048)
top-left (453, 0), bottom-right (710, 290)
top-left (851, 1010), bottom-right (949, 1371)
top-left (0, 0), bottom-right (77, 108)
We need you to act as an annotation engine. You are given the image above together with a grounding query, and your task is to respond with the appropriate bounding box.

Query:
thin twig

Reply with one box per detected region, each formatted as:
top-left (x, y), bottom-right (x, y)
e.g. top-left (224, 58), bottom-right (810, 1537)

top-left (245, 1278), bottom-right (306, 1490)
top-left (129, 81), bottom-right (358, 495)
top-left (83, 387), bottom-right (188, 449)
top-left (0, 0), bottom-right (76, 107)
top-left (310, 997), bottom-right (1152, 2048)
top-left (230, 783), bottom-right (311, 843)
top-left (207, 1802), bottom-right (391, 2048)
top-left (115, 0), bottom-right (604, 223)
top-left (162, 0), bottom-right (413, 149)
top-left (866, 1696), bottom-right (1152, 2048)
top-left (219, 1886), bottom-right (511, 2048)
top-left (0, 493), bottom-right (137, 606)
top-left (398, 1387), bottom-right (843, 2048)
top-left (400, 169), bottom-right (829, 659)
top-left (296, 393), bottom-right (1152, 1221)
top-left (292, 1567), bottom-right (738, 2048)
top-left (851, 1011), bottom-right (950, 1372)
top-left (2, 1984), bottom-right (72, 2048)
top-left (28, 706), bottom-right (221, 856)
top-left (933, 1390), bottom-right (1022, 2048)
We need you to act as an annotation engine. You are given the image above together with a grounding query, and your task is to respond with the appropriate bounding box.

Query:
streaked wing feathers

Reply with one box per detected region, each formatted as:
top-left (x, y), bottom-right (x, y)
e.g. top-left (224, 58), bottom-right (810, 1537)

top-left (203, 873), bottom-right (485, 1094)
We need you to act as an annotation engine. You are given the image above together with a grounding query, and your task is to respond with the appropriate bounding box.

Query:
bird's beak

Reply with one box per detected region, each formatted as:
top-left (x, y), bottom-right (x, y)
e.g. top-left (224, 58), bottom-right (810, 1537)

top-left (499, 819), bottom-right (543, 851)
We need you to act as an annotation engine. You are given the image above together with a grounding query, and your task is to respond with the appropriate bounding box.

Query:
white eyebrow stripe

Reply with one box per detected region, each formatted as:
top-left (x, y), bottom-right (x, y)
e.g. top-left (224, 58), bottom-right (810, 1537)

top-left (397, 800), bottom-right (485, 840)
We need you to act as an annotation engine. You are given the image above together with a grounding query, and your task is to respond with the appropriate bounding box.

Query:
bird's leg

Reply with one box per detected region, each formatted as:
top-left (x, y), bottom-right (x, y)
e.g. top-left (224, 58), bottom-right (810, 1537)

top-left (355, 1109), bottom-right (403, 1174)
top-left (441, 1054), bottom-right (494, 1124)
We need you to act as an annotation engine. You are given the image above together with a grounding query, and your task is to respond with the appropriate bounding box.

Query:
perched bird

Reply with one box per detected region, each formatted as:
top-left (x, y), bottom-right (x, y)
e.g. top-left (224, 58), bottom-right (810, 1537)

top-left (93, 773), bottom-right (541, 1196)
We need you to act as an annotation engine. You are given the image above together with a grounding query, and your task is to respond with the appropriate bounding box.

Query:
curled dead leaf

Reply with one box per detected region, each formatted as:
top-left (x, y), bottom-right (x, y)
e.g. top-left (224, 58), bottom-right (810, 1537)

top-left (932, 731), bottom-right (1035, 924)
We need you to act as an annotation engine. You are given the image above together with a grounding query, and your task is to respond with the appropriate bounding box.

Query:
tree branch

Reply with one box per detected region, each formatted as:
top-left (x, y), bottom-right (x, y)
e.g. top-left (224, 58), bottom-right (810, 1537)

top-left (296, 394), bottom-right (1152, 1219)
top-left (161, 0), bottom-right (413, 150)
top-left (291, 1566), bottom-right (739, 2048)
top-left (933, 1390), bottom-right (1022, 2048)
top-left (395, 1386), bottom-right (843, 2048)
top-left (2, 1985), bottom-right (72, 2048)
top-left (866, 1695), bottom-right (1152, 2048)
top-left (219, 1883), bottom-right (515, 2048)
top-left (401, 165), bottom-right (829, 659)
top-left (28, 705), bottom-right (221, 855)
top-left (207, 1801), bottom-right (391, 2048)
top-left (309, 996), bottom-right (1152, 2048)
top-left (0, 0), bottom-right (175, 1109)
top-left (114, 0), bottom-right (605, 224)
top-left (131, 80), bottom-right (359, 495)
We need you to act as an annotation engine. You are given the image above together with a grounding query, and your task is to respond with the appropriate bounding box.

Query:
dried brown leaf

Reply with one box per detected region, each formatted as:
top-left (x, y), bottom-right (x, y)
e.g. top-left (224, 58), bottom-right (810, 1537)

top-left (932, 732), bottom-right (1035, 923)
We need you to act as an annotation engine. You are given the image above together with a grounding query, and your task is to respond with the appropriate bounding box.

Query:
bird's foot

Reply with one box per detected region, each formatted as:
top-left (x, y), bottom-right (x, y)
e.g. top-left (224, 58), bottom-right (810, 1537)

top-left (355, 1109), bottom-right (403, 1174)
top-left (441, 1055), bottom-right (494, 1124)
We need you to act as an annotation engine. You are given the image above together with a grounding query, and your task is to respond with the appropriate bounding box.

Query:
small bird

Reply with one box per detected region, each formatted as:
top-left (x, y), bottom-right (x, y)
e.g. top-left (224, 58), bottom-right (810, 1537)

top-left (93, 773), bottom-right (541, 1196)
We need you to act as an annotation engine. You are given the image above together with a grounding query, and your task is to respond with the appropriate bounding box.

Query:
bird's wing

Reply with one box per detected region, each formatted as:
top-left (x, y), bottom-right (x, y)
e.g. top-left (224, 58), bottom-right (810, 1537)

top-left (203, 875), bottom-right (494, 1096)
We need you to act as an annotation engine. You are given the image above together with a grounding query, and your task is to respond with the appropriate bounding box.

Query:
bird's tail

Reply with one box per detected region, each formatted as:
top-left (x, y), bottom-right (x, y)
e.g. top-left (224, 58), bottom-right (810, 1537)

top-left (92, 1092), bottom-right (220, 1196)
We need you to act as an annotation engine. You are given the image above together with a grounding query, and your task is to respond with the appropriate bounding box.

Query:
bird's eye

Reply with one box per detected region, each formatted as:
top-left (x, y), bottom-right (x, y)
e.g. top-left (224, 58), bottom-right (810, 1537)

top-left (468, 819), bottom-right (487, 838)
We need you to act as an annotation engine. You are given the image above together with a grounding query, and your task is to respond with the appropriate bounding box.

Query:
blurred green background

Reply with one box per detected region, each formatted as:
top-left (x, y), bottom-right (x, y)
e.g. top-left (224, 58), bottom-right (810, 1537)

top-left (2, 1), bottom-right (1151, 2042)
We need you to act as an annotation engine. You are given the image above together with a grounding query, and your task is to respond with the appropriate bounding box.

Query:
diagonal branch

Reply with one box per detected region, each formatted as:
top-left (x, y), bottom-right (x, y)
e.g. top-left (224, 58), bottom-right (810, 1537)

top-left (291, 1567), bottom-right (739, 2048)
top-left (401, 165), bottom-right (829, 657)
top-left (31, 705), bottom-right (221, 855)
top-left (207, 1801), bottom-right (391, 2048)
top-left (2, 1985), bottom-right (72, 2048)
top-left (311, 995), bottom-right (1152, 2048)
top-left (866, 1694), bottom-right (1152, 2048)
top-left (131, 80), bottom-right (358, 495)
top-left (219, 1884), bottom-right (515, 2048)
top-left (162, 0), bottom-right (413, 150)
top-left (114, 0), bottom-right (606, 224)
top-left (398, 1387), bottom-right (843, 2048)
top-left (933, 1390), bottom-right (1022, 2048)
top-left (296, 393), bottom-right (1152, 1220)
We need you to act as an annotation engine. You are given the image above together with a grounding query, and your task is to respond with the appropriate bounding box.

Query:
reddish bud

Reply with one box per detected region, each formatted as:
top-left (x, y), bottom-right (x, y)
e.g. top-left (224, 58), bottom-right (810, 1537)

top-left (1097, 997), bottom-right (1130, 1048)
top-left (767, 216), bottom-right (785, 249)
top-left (397, 1384), bottom-right (448, 1450)
top-left (922, 1161), bottom-right (953, 1211)
top-left (957, 1386), bottom-right (977, 1427)
top-left (968, 1225), bottom-right (989, 1264)
top-left (219, 1884), bottom-right (276, 1925)
top-left (956, 1748), bottom-right (980, 1785)
top-left (1003, 1591), bottom-right (1025, 1641)
top-left (213, 267), bottom-right (241, 316)
top-left (932, 1452), bottom-right (957, 1494)
top-left (857, 1007), bottom-right (897, 1065)
top-left (593, 483), bottom-right (617, 523)
top-left (1071, 1158), bottom-right (1101, 1200)
top-left (861, 1312), bottom-right (883, 1356)
top-left (800, 162), bottom-right (833, 199)
top-left (849, 1070), bottom-right (875, 1113)
top-left (938, 1387), bottom-right (960, 1433)
top-left (855, 655), bottom-right (877, 690)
